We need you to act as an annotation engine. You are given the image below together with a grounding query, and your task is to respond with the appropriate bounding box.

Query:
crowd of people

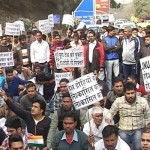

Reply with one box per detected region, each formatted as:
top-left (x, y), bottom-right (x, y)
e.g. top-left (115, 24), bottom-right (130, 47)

top-left (0, 23), bottom-right (150, 150)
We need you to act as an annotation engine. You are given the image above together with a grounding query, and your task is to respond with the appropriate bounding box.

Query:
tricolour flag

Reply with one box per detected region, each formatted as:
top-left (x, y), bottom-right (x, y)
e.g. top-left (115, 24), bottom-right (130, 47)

top-left (27, 136), bottom-right (44, 148)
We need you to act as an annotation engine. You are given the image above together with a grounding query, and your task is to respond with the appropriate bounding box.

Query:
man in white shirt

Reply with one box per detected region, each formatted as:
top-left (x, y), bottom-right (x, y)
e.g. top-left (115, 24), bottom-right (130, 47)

top-left (95, 125), bottom-right (130, 150)
top-left (30, 31), bottom-right (50, 73)
top-left (83, 106), bottom-right (109, 149)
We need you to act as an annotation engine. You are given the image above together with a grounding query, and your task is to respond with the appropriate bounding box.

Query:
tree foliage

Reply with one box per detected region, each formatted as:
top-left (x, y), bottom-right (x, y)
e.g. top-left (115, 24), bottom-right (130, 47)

top-left (110, 0), bottom-right (121, 9)
top-left (134, 0), bottom-right (150, 18)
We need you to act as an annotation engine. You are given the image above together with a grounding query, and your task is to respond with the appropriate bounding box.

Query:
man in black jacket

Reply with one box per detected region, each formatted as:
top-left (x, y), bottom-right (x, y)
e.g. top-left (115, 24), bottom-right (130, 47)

top-left (0, 90), bottom-right (51, 145)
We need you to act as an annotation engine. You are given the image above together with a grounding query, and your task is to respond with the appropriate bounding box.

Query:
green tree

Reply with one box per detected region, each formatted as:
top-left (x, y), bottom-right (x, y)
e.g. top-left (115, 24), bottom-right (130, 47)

top-left (110, 0), bottom-right (121, 9)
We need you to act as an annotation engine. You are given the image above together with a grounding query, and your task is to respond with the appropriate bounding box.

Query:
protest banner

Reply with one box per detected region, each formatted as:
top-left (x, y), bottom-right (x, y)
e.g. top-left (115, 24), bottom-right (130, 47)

top-left (67, 73), bottom-right (103, 110)
top-left (55, 72), bottom-right (73, 89)
top-left (0, 52), bottom-right (14, 67)
top-left (5, 22), bottom-right (20, 36)
top-left (62, 14), bottom-right (74, 26)
top-left (48, 14), bottom-right (54, 27)
top-left (39, 19), bottom-right (51, 34)
top-left (0, 24), bottom-right (2, 36)
top-left (54, 48), bottom-right (84, 69)
top-left (140, 56), bottom-right (150, 91)
top-left (14, 20), bottom-right (25, 32)
top-left (77, 21), bottom-right (86, 30)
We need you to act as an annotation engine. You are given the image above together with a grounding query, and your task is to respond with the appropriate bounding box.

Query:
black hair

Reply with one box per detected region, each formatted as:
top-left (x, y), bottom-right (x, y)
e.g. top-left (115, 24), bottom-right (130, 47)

top-left (112, 77), bottom-right (124, 86)
top-left (63, 39), bottom-right (71, 46)
top-left (62, 111), bottom-right (78, 122)
top-left (9, 134), bottom-right (23, 148)
top-left (118, 29), bottom-right (124, 33)
top-left (107, 26), bottom-right (115, 33)
top-left (145, 34), bottom-right (150, 38)
top-left (93, 68), bottom-right (100, 73)
top-left (124, 82), bottom-right (136, 93)
top-left (5, 68), bottom-right (13, 75)
top-left (102, 125), bottom-right (118, 138)
top-left (62, 92), bottom-right (71, 99)
top-left (45, 73), bottom-right (54, 81)
top-left (32, 99), bottom-right (46, 115)
top-left (59, 78), bottom-right (69, 84)
top-left (19, 35), bottom-right (26, 41)
top-left (42, 34), bottom-right (46, 41)
top-left (5, 117), bottom-right (22, 129)
top-left (127, 74), bottom-right (138, 83)
top-left (102, 26), bottom-right (108, 31)
top-left (14, 62), bottom-right (23, 68)
top-left (26, 82), bottom-right (36, 90)
top-left (36, 31), bottom-right (42, 35)
top-left (132, 28), bottom-right (139, 32)
top-left (89, 30), bottom-right (96, 36)
top-left (35, 72), bottom-right (45, 82)
top-left (80, 34), bottom-right (87, 39)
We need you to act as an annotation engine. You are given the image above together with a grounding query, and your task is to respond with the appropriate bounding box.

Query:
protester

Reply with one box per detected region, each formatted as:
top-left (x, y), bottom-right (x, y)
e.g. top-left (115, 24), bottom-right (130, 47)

top-left (51, 111), bottom-right (88, 150)
top-left (141, 128), bottom-right (150, 150)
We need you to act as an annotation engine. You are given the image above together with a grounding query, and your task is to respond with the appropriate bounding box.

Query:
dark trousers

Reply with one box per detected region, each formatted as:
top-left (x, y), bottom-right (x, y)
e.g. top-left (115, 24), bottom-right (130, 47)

top-left (123, 63), bottom-right (137, 80)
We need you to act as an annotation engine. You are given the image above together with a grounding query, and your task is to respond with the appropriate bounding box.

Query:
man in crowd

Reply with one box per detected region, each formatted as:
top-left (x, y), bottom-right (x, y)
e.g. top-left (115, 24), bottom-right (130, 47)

top-left (122, 26), bottom-right (139, 80)
top-left (108, 82), bottom-right (150, 150)
top-left (95, 125), bottom-right (130, 150)
top-left (9, 134), bottom-right (24, 150)
top-left (47, 92), bottom-right (86, 148)
top-left (54, 78), bottom-right (69, 110)
top-left (0, 90), bottom-right (51, 146)
top-left (30, 31), bottom-right (50, 73)
top-left (51, 112), bottom-right (88, 150)
top-left (2, 68), bottom-right (27, 102)
top-left (0, 35), bottom-right (12, 52)
top-left (1, 117), bottom-right (28, 150)
top-left (103, 26), bottom-right (120, 90)
top-left (141, 128), bottom-right (150, 150)
top-left (84, 30), bottom-right (105, 74)
top-left (20, 82), bottom-right (45, 111)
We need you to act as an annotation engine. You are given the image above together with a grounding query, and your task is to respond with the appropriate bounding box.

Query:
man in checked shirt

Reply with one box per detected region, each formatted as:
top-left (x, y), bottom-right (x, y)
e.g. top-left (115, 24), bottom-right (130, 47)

top-left (107, 82), bottom-right (150, 150)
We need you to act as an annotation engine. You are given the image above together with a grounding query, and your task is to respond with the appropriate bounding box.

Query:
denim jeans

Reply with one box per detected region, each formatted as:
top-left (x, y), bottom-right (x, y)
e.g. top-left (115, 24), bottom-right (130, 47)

top-left (122, 63), bottom-right (137, 81)
top-left (105, 59), bottom-right (119, 90)
top-left (119, 129), bottom-right (143, 150)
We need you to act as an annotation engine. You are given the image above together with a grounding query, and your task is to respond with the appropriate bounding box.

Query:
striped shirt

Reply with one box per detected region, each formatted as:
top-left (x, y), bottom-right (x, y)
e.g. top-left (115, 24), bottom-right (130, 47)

top-left (108, 96), bottom-right (150, 130)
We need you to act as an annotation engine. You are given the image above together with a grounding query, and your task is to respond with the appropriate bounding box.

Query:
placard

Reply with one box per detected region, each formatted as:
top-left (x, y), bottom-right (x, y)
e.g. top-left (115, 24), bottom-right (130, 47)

top-left (67, 73), bottom-right (103, 110)
top-left (5, 23), bottom-right (20, 36)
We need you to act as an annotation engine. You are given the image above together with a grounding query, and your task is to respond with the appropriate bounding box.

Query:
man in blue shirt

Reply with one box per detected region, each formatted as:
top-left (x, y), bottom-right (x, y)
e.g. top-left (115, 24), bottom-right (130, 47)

top-left (2, 68), bottom-right (26, 101)
top-left (51, 112), bottom-right (88, 150)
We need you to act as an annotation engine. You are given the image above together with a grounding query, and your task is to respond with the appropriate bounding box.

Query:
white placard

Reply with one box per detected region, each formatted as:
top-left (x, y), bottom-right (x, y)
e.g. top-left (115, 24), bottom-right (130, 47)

top-left (67, 73), bottom-right (103, 110)
top-left (5, 22), bottom-right (20, 36)
top-left (0, 52), bottom-right (14, 67)
top-left (39, 19), bottom-right (51, 34)
top-left (62, 14), bottom-right (74, 26)
top-left (54, 48), bottom-right (84, 69)
top-left (140, 56), bottom-right (150, 91)
top-left (77, 21), bottom-right (86, 30)
top-left (14, 20), bottom-right (25, 31)
top-left (0, 24), bottom-right (2, 36)
top-left (48, 14), bottom-right (54, 27)
top-left (55, 72), bottom-right (73, 90)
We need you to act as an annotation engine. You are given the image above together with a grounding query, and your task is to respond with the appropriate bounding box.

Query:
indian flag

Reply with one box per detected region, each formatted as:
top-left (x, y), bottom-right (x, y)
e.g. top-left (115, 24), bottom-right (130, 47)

top-left (27, 136), bottom-right (44, 148)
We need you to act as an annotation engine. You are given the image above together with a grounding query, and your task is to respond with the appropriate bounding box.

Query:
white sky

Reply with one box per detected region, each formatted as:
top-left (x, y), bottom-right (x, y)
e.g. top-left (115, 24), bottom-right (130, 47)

top-left (115, 0), bottom-right (133, 4)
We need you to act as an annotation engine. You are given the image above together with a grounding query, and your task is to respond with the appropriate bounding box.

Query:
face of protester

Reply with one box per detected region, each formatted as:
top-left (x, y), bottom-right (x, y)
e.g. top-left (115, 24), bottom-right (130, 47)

top-left (108, 30), bottom-right (115, 37)
top-left (63, 117), bottom-right (76, 134)
top-left (20, 38), bottom-right (27, 46)
top-left (66, 30), bottom-right (72, 37)
top-left (60, 82), bottom-right (68, 93)
top-left (34, 67), bottom-right (42, 73)
top-left (92, 113), bottom-right (103, 126)
top-left (73, 36), bottom-right (79, 44)
top-left (31, 102), bottom-right (43, 116)
top-left (103, 133), bottom-right (118, 150)
top-left (132, 30), bottom-right (138, 37)
top-left (145, 37), bottom-right (150, 46)
top-left (55, 35), bottom-right (61, 44)
top-left (0, 67), bottom-right (4, 75)
top-left (15, 65), bottom-right (22, 74)
top-left (64, 42), bottom-right (71, 49)
top-left (113, 82), bottom-right (124, 96)
top-left (36, 33), bottom-right (42, 42)
top-left (125, 89), bottom-right (136, 104)
top-left (10, 141), bottom-right (24, 150)
top-left (61, 97), bottom-right (73, 111)
top-left (80, 38), bottom-right (86, 45)
top-left (27, 86), bottom-right (36, 98)
top-left (141, 133), bottom-right (150, 150)
top-left (124, 29), bottom-right (132, 38)
top-left (127, 77), bottom-right (136, 84)
top-left (7, 127), bottom-right (21, 136)
top-left (93, 70), bottom-right (99, 79)
top-left (89, 33), bottom-right (96, 43)
top-left (1, 37), bottom-right (8, 45)
top-left (119, 32), bottom-right (124, 38)
top-left (142, 30), bottom-right (147, 37)
top-left (6, 73), bottom-right (14, 81)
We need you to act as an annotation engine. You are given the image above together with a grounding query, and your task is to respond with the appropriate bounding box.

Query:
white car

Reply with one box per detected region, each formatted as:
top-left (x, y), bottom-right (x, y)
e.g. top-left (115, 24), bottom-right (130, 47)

top-left (120, 22), bottom-right (136, 29)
